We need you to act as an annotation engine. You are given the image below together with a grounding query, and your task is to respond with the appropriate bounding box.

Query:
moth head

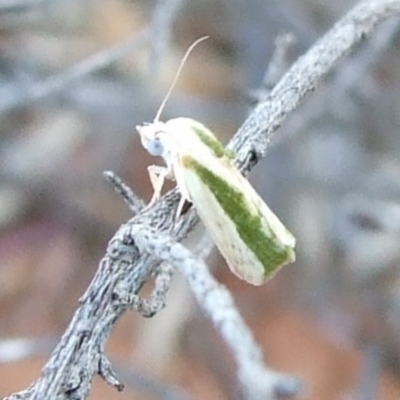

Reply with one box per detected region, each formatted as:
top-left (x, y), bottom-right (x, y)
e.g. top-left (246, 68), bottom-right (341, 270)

top-left (136, 122), bottom-right (168, 157)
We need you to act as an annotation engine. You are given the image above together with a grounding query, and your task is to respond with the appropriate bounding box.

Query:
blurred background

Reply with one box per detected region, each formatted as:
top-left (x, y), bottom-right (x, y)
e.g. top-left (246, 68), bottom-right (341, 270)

top-left (1, 0), bottom-right (400, 399)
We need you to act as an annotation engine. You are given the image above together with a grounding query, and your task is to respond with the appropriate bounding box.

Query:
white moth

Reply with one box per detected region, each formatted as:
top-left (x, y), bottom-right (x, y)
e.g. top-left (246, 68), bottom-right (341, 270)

top-left (136, 38), bottom-right (295, 285)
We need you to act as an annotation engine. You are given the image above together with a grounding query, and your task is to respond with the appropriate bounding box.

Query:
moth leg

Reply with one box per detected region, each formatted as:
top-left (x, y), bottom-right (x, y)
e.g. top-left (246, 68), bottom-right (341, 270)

top-left (176, 195), bottom-right (187, 220)
top-left (173, 158), bottom-right (192, 220)
top-left (147, 165), bottom-right (169, 206)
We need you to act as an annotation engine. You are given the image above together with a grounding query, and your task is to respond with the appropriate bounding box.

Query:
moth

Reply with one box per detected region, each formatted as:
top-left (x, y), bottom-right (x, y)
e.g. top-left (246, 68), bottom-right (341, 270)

top-left (137, 38), bottom-right (295, 285)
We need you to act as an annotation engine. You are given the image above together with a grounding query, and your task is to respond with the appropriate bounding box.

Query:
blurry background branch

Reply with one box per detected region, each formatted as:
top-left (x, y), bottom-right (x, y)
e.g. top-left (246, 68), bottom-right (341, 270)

top-left (0, 0), bottom-right (186, 115)
top-left (0, 0), bottom-right (43, 13)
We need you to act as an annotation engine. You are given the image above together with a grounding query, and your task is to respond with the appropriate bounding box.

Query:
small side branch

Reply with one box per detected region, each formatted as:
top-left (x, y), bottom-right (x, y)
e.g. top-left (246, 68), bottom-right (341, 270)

top-left (131, 225), bottom-right (301, 399)
top-left (104, 171), bottom-right (145, 214)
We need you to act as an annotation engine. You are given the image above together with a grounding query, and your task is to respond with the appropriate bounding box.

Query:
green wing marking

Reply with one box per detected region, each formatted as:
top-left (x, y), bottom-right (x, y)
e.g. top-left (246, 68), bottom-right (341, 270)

top-left (190, 124), bottom-right (235, 159)
top-left (183, 157), bottom-right (292, 277)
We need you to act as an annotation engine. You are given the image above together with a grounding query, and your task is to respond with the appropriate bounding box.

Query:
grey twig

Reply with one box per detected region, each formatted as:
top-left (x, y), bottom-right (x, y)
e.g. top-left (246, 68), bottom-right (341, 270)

top-left (131, 225), bottom-right (301, 399)
top-left (103, 171), bottom-right (145, 215)
top-left (282, 13), bottom-right (400, 142)
top-left (230, 0), bottom-right (400, 173)
top-left (130, 225), bottom-right (299, 400)
top-left (0, 337), bottom-right (189, 399)
top-left (98, 355), bottom-right (124, 392)
top-left (4, 1), bottom-right (400, 399)
top-left (330, 14), bottom-right (400, 107)
top-left (120, 262), bottom-right (174, 318)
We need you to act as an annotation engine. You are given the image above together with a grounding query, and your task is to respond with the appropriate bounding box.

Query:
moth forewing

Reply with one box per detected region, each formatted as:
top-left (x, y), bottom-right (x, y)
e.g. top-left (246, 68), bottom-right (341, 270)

top-left (176, 125), bottom-right (295, 285)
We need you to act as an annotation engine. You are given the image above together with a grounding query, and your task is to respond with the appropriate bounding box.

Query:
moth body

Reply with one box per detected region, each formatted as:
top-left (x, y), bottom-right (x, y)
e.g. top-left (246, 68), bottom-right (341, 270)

top-left (137, 117), bottom-right (295, 285)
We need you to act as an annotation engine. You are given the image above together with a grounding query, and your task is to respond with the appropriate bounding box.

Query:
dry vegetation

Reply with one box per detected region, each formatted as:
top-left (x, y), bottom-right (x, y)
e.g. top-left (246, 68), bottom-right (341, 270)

top-left (1, 0), bottom-right (400, 399)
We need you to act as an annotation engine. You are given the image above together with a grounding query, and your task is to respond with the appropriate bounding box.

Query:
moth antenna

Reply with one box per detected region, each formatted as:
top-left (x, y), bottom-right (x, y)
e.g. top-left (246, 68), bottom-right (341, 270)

top-left (154, 36), bottom-right (209, 122)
